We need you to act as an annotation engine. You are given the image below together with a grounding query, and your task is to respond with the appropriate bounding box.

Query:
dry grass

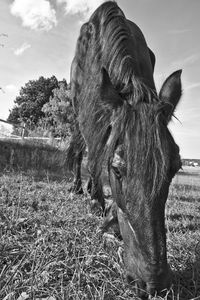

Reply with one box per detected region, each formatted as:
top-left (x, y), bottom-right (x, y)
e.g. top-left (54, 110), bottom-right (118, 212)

top-left (0, 166), bottom-right (200, 299)
top-left (166, 167), bottom-right (200, 300)
top-left (0, 139), bottom-right (68, 177)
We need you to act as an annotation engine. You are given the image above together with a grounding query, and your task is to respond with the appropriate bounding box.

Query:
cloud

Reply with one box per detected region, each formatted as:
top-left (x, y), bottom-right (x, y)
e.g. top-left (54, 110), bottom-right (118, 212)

top-left (182, 53), bottom-right (200, 65)
top-left (10, 0), bottom-right (57, 31)
top-left (14, 42), bottom-right (31, 56)
top-left (171, 53), bottom-right (200, 69)
top-left (57, 0), bottom-right (106, 20)
top-left (168, 29), bottom-right (191, 35)
top-left (185, 82), bottom-right (200, 91)
top-left (5, 84), bottom-right (18, 91)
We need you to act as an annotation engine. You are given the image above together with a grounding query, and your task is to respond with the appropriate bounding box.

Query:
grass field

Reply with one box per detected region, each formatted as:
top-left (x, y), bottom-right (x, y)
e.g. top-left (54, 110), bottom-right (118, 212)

top-left (0, 139), bottom-right (68, 176)
top-left (0, 166), bottom-right (200, 300)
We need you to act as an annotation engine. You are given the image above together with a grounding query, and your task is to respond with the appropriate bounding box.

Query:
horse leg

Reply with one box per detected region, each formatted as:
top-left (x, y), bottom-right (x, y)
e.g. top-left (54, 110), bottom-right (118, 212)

top-left (86, 176), bottom-right (92, 194)
top-left (91, 178), bottom-right (104, 210)
top-left (66, 124), bottom-right (85, 194)
top-left (100, 202), bottom-right (121, 238)
top-left (71, 150), bottom-right (84, 194)
top-left (100, 210), bottom-right (118, 232)
top-left (88, 164), bottom-right (105, 210)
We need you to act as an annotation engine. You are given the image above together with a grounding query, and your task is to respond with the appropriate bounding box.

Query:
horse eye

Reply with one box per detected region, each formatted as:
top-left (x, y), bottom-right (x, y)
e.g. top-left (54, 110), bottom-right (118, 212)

top-left (112, 166), bottom-right (121, 179)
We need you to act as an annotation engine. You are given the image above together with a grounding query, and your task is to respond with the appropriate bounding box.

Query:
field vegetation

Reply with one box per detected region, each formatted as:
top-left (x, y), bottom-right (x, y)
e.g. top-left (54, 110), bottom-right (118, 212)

top-left (0, 150), bottom-right (200, 300)
top-left (0, 139), bottom-right (68, 177)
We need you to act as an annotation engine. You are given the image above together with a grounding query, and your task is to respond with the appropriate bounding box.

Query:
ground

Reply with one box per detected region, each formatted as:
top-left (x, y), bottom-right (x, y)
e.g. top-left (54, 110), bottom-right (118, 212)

top-left (0, 166), bottom-right (200, 300)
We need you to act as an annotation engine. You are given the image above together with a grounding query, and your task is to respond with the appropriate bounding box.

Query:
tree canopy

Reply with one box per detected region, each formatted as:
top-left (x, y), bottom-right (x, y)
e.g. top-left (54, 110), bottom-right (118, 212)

top-left (8, 76), bottom-right (59, 127)
top-left (7, 76), bottom-right (73, 138)
top-left (42, 81), bottom-right (73, 137)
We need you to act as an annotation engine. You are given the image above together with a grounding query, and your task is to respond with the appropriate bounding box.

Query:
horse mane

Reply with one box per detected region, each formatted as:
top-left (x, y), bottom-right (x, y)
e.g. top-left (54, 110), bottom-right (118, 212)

top-left (74, 1), bottom-right (154, 95)
top-left (89, 1), bottom-right (155, 94)
top-left (72, 1), bottom-right (169, 199)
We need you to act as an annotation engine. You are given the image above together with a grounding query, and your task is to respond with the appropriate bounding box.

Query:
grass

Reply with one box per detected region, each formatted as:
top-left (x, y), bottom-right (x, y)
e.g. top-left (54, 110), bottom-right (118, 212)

top-left (166, 167), bottom-right (200, 300)
top-left (0, 139), bottom-right (68, 177)
top-left (0, 166), bottom-right (200, 300)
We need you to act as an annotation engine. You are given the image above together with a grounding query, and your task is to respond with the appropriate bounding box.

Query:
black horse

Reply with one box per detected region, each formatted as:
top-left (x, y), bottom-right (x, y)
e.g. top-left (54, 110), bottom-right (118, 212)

top-left (67, 1), bottom-right (182, 298)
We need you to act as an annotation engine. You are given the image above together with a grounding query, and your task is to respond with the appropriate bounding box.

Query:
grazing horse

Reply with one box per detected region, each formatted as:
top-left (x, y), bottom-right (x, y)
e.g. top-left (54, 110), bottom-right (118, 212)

top-left (67, 1), bottom-right (182, 298)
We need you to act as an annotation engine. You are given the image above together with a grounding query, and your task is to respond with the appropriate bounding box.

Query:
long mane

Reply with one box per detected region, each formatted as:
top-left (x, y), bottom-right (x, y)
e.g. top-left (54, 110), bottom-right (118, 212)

top-left (72, 1), bottom-right (169, 198)
top-left (73, 1), bottom-right (154, 96)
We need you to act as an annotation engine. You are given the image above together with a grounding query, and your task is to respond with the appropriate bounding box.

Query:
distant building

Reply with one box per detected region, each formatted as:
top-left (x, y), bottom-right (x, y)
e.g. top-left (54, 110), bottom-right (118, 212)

top-left (189, 161), bottom-right (199, 167)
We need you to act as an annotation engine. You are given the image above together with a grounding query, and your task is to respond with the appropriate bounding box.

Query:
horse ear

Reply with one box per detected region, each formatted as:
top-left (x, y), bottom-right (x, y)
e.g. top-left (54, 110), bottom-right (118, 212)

top-left (100, 68), bottom-right (123, 109)
top-left (159, 70), bottom-right (182, 122)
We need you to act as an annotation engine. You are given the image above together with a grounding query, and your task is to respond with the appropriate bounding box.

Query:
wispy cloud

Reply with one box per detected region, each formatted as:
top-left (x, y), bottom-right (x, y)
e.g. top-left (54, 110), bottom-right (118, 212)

top-left (168, 29), bottom-right (191, 35)
top-left (10, 0), bottom-right (57, 31)
top-left (14, 42), bottom-right (31, 56)
top-left (185, 82), bottom-right (200, 91)
top-left (171, 53), bottom-right (200, 69)
top-left (182, 53), bottom-right (200, 65)
top-left (5, 84), bottom-right (18, 93)
top-left (57, 0), bottom-right (105, 20)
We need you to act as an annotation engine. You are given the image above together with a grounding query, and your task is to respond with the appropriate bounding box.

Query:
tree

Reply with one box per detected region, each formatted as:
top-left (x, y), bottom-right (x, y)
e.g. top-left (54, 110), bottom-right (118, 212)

top-left (7, 106), bottom-right (20, 124)
top-left (42, 80), bottom-right (73, 137)
top-left (7, 76), bottom-right (59, 129)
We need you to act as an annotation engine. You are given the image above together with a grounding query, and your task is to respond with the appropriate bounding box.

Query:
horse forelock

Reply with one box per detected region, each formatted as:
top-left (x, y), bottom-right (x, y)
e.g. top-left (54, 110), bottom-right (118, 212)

top-left (104, 99), bottom-right (170, 201)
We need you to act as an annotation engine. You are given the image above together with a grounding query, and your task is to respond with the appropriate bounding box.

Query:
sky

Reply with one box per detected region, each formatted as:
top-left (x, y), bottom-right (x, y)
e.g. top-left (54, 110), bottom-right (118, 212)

top-left (0, 0), bottom-right (200, 158)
